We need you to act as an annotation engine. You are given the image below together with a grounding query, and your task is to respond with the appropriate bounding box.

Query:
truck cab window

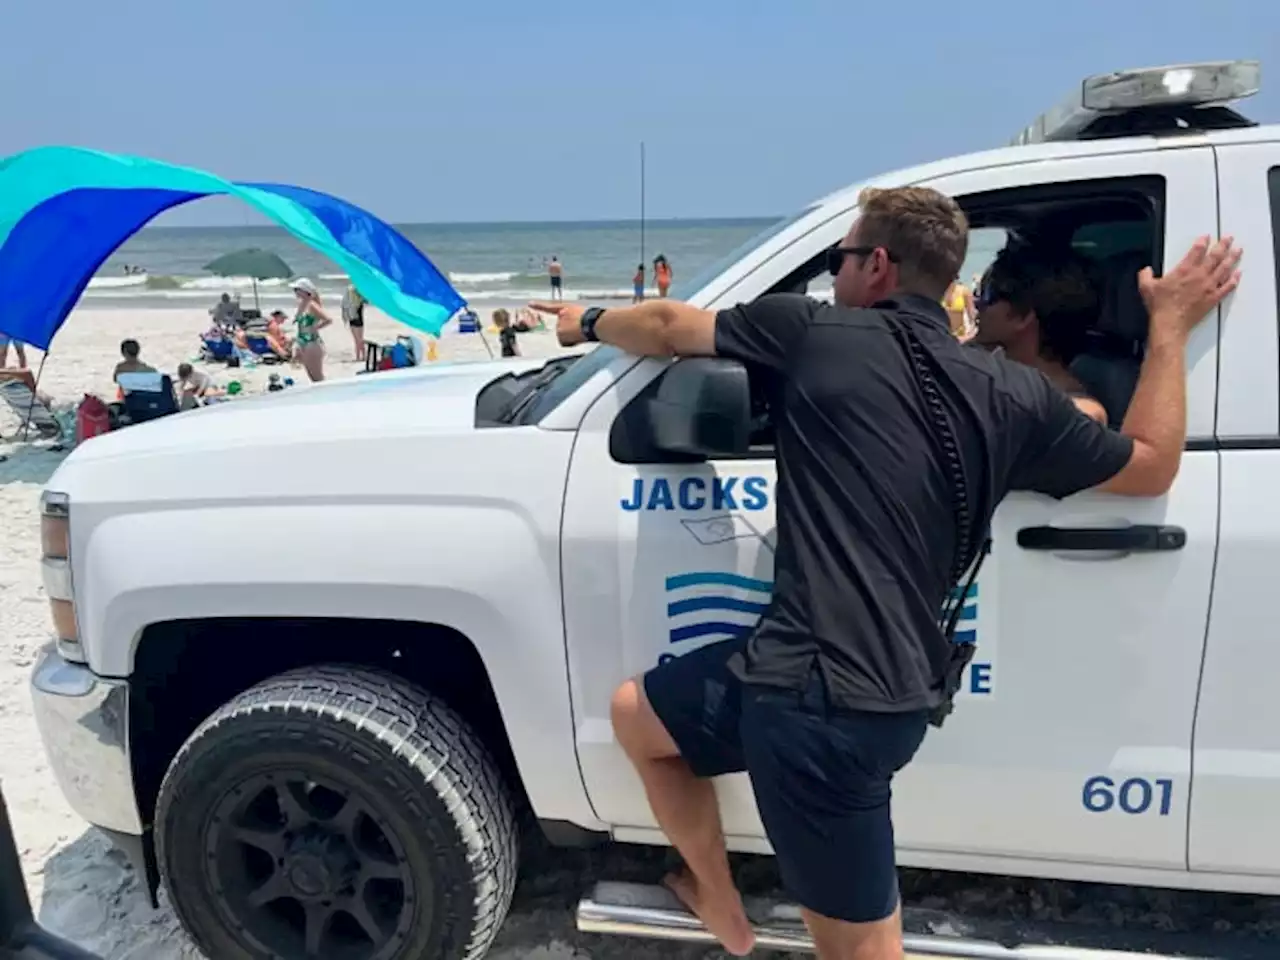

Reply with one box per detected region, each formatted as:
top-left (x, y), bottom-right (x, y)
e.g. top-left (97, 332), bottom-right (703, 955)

top-left (965, 178), bottom-right (1164, 428)
top-left (612, 177), bottom-right (1165, 464)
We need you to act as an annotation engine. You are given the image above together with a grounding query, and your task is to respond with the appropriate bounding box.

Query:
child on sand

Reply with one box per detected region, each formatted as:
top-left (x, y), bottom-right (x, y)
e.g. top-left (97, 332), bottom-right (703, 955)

top-left (174, 363), bottom-right (223, 409)
top-left (494, 309), bottom-right (519, 357)
top-left (633, 264), bottom-right (645, 303)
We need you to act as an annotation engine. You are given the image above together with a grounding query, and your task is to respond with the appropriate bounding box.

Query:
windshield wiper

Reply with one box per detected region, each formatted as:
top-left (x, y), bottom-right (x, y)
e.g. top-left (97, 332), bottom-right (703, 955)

top-left (496, 361), bottom-right (572, 424)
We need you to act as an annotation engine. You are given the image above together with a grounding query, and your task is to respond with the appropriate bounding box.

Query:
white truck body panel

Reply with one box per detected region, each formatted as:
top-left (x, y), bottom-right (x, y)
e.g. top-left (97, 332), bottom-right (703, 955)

top-left (55, 360), bottom-right (606, 831)
top-left (1188, 138), bottom-right (1280, 877)
top-left (33, 121), bottom-right (1280, 898)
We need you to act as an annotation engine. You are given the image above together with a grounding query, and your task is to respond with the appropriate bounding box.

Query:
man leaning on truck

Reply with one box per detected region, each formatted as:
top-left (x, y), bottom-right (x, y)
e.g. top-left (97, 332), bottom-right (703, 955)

top-left (530, 187), bottom-right (1241, 960)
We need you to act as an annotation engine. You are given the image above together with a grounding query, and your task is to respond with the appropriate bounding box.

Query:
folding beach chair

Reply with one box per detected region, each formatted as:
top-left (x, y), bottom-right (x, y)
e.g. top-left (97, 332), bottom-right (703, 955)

top-left (201, 337), bottom-right (236, 362)
top-left (0, 377), bottom-right (62, 441)
top-left (244, 335), bottom-right (283, 363)
top-left (118, 372), bottom-right (179, 425)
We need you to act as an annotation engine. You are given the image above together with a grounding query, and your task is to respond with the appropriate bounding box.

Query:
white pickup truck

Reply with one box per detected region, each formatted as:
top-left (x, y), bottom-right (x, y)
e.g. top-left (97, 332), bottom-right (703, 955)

top-left (29, 60), bottom-right (1280, 960)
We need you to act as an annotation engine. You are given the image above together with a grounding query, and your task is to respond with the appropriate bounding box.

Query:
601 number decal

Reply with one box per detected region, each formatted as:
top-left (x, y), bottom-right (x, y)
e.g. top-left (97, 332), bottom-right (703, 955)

top-left (1082, 776), bottom-right (1174, 816)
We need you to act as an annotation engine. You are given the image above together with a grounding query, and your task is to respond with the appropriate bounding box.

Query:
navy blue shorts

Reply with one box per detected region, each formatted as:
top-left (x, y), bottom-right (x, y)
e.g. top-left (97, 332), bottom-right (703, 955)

top-left (643, 637), bottom-right (929, 924)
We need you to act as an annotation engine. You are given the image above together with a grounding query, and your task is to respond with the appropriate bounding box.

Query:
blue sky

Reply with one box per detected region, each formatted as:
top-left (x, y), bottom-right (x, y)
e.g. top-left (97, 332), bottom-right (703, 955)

top-left (1, 0), bottom-right (1275, 225)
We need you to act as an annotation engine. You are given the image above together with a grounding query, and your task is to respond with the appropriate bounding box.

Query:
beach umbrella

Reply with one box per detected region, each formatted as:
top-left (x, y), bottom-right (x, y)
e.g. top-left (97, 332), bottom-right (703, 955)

top-left (203, 248), bottom-right (294, 311)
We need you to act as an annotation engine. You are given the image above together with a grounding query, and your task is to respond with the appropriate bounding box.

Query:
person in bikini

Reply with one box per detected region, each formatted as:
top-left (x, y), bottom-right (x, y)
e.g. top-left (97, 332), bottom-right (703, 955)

top-left (291, 278), bottom-right (333, 382)
top-left (654, 254), bottom-right (672, 297)
top-left (971, 242), bottom-right (1109, 423)
top-left (942, 276), bottom-right (975, 339)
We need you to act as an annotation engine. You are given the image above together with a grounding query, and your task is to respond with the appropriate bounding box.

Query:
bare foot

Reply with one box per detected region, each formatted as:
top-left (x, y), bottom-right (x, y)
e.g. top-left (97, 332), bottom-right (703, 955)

top-left (663, 869), bottom-right (756, 956)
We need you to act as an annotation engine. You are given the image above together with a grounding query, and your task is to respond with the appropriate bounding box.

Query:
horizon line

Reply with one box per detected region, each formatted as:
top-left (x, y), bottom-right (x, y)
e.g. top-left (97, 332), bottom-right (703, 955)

top-left (144, 213), bottom-right (786, 231)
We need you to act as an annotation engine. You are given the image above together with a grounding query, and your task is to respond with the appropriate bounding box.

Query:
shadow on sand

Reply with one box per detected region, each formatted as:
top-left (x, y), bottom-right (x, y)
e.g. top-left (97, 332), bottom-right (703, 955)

top-left (0, 443), bottom-right (70, 487)
top-left (36, 829), bottom-right (198, 960)
top-left (33, 829), bottom-right (739, 960)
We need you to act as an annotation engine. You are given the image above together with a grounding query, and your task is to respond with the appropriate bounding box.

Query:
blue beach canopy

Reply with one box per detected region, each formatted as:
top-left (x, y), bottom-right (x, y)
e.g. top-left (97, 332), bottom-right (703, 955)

top-left (0, 146), bottom-right (466, 349)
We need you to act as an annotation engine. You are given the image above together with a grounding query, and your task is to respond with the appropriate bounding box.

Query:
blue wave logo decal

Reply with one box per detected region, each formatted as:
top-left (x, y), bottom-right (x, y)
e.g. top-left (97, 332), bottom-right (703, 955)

top-left (949, 582), bottom-right (978, 645)
top-left (665, 571), bottom-right (773, 645)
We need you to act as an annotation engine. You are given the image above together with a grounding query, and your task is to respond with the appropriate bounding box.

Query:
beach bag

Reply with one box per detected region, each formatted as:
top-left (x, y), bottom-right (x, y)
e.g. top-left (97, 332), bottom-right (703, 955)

top-left (75, 394), bottom-right (111, 444)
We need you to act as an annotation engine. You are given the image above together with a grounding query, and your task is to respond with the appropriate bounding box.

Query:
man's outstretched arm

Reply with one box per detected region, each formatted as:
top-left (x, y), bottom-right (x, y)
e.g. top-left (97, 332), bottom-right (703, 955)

top-left (530, 299), bottom-right (718, 356)
top-left (530, 293), bottom-right (816, 373)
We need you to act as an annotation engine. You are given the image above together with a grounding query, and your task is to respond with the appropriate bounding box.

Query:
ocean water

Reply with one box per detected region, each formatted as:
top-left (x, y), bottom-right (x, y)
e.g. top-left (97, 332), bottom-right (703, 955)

top-left (84, 218), bottom-right (1007, 309)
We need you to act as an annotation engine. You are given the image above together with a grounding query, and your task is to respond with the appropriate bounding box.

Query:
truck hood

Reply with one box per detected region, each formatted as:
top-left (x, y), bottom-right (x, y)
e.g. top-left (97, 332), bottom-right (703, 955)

top-left (64, 358), bottom-right (546, 465)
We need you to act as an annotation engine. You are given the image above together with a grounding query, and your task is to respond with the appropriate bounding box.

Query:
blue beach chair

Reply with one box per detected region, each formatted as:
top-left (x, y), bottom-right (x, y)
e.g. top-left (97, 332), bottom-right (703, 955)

top-left (201, 337), bottom-right (235, 362)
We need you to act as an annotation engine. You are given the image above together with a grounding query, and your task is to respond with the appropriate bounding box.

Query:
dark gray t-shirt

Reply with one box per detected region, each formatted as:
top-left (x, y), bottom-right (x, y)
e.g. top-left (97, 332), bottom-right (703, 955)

top-left (714, 292), bottom-right (1134, 712)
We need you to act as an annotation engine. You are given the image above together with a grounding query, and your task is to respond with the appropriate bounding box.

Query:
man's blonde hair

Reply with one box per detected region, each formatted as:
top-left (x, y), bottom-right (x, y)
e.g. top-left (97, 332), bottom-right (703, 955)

top-left (856, 186), bottom-right (969, 299)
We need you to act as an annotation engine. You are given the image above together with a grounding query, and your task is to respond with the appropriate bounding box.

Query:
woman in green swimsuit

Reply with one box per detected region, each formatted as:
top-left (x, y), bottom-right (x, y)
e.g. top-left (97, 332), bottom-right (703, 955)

top-left (290, 278), bottom-right (333, 382)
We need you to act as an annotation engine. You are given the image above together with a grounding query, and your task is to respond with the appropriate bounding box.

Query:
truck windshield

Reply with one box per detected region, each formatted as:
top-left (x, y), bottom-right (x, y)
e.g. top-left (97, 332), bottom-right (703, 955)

top-left (669, 204), bottom-right (819, 302)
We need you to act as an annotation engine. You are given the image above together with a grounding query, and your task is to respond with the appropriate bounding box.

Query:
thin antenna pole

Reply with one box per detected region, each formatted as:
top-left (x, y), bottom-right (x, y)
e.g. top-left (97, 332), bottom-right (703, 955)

top-left (639, 141), bottom-right (646, 277)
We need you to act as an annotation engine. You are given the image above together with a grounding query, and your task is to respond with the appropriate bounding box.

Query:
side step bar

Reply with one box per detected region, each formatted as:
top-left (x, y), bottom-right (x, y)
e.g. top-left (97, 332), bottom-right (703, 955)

top-left (576, 882), bottom-right (1245, 959)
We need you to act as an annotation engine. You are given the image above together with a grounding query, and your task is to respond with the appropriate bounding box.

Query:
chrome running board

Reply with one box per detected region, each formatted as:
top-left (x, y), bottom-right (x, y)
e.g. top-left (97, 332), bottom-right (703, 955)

top-left (576, 882), bottom-right (1240, 959)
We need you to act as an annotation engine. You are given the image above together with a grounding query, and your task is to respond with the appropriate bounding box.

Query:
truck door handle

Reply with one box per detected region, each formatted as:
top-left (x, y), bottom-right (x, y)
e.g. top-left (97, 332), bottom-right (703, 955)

top-left (1016, 524), bottom-right (1186, 552)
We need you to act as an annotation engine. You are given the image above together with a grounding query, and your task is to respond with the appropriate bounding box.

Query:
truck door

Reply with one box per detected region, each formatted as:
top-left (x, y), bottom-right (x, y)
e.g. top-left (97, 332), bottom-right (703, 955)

top-left (563, 146), bottom-right (1220, 876)
top-left (889, 147), bottom-right (1220, 874)
top-left (559, 353), bottom-right (782, 836)
top-left (1188, 141), bottom-right (1280, 881)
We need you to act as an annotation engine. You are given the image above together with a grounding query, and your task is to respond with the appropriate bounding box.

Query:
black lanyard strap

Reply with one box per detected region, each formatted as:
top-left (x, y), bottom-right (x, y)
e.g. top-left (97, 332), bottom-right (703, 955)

top-left (887, 317), bottom-right (990, 728)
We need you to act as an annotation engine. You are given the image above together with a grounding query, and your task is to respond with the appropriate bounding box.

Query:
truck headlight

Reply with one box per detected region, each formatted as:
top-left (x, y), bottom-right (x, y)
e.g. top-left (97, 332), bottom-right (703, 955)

top-left (39, 491), bottom-right (82, 663)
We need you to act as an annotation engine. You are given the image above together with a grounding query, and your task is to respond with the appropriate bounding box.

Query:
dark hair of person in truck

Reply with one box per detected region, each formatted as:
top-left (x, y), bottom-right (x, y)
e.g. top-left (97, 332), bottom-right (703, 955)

top-left (972, 243), bottom-right (1109, 424)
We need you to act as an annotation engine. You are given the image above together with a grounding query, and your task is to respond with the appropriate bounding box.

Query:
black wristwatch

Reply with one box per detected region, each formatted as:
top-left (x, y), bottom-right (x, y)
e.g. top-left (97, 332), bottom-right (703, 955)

top-left (580, 306), bottom-right (606, 343)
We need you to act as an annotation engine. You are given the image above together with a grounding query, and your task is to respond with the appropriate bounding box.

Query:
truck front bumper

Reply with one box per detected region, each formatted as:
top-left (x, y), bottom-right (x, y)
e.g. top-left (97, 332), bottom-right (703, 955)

top-left (29, 643), bottom-right (142, 837)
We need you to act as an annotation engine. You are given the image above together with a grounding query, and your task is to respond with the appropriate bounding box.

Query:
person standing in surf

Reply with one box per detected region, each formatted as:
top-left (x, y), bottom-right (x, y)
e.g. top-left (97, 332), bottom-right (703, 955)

top-left (548, 256), bottom-right (564, 300)
top-left (654, 254), bottom-right (673, 297)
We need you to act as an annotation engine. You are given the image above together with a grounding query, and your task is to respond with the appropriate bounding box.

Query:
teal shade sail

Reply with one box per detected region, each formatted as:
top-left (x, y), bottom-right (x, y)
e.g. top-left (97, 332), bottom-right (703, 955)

top-left (0, 146), bottom-right (465, 349)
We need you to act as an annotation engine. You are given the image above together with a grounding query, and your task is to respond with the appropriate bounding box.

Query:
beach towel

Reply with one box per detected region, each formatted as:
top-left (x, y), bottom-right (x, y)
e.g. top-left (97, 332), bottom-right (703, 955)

top-left (116, 370), bottom-right (167, 394)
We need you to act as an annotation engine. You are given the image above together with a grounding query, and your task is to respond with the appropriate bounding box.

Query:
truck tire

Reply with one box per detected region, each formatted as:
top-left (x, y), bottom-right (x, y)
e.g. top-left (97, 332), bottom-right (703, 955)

top-left (154, 665), bottom-right (519, 960)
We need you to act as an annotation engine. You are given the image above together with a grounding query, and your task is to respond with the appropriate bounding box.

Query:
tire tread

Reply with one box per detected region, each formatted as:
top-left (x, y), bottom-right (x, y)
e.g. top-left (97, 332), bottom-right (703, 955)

top-left (156, 664), bottom-right (518, 960)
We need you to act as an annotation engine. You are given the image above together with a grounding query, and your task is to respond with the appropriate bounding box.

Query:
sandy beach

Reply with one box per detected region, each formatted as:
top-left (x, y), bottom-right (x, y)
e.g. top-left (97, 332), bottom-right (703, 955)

top-left (4, 304), bottom-right (1280, 959)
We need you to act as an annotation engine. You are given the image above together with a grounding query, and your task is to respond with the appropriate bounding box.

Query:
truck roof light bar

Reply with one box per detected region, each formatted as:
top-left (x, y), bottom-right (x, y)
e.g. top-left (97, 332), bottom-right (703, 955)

top-left (1011, 60), bottom-right (1261, 146)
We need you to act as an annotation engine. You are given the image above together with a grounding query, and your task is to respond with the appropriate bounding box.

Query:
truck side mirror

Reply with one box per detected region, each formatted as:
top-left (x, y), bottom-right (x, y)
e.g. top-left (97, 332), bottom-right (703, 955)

top-left (647, 357), bottom-right (751, 458)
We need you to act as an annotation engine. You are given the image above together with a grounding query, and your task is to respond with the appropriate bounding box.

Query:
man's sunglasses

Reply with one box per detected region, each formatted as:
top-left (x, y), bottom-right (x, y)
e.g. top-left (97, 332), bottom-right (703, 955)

top-left (826, 245), bottom-right (899, 276)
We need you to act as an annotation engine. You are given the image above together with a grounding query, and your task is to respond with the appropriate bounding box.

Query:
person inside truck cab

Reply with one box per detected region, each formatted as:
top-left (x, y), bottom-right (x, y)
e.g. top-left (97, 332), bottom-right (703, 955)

top-left (971, 242), bottom-right (1109, 423)
top-left (531, 189), bottom-right (1240, 960)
